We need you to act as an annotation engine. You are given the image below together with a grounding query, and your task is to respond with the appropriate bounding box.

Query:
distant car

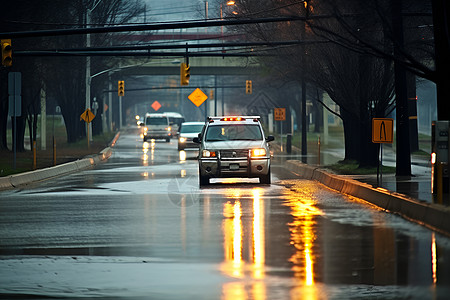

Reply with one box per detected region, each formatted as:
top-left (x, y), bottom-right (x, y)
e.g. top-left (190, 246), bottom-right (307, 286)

top-left (194, 116), bottom-right (274, 186)
top-left (177, 122), bottom-right (205, 151)
top-left (164, 112), bottom-right (185, 137)
top-left (142, 113), bottom-right (171, 142)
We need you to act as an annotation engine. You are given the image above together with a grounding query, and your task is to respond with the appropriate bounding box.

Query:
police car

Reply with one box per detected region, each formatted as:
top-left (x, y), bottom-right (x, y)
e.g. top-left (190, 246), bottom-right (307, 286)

top-left (194, 116), bottom-right (274, 186)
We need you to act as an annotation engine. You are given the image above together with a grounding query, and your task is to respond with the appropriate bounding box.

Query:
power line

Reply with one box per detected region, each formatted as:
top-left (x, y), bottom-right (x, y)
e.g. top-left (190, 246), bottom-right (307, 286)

top-left (0, 16), bottom-right (321, 39)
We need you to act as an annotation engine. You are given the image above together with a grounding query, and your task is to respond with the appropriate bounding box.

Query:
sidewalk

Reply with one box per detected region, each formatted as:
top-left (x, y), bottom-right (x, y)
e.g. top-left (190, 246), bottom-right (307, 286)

top-left (273, 140), bottom-right (450, 235)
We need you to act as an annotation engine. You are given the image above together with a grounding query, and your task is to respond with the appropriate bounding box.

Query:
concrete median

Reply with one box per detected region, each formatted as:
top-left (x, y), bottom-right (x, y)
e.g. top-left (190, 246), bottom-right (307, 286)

top-left (286, 160), bottom-right (450, 235)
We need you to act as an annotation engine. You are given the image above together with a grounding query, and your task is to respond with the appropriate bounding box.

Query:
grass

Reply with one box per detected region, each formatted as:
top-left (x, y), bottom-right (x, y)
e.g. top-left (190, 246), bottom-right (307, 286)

top-left (1, 117), bottom-right (117, 177)
top-left (326, 160), bottom-right (396, 175)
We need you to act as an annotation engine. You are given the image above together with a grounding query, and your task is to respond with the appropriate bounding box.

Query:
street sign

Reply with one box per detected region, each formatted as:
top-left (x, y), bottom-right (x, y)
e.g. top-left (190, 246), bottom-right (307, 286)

top-left (80, 109), bottom-right (95, 123)
top-left (274, 108), bottom-right (286, 121)
top-left (188, 88), bottom-right (208, 107)
top-left (372, 118), bottom-right (394, 143)
top-left (151, 101), bottom-right (162, 111)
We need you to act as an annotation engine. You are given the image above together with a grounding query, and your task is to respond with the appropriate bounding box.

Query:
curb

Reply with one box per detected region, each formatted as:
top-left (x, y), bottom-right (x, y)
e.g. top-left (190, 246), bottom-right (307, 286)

top-left (286, 160), bottom-right (450, 236)
top-left (0, 132), bottom-right (119, 191)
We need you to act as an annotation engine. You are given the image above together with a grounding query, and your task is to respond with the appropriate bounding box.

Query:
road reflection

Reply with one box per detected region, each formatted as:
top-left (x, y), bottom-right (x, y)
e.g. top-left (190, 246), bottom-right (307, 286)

top-left (221, 188), bottom-right (267, 300)
top-left (284, 183), bottom-right (323, 300)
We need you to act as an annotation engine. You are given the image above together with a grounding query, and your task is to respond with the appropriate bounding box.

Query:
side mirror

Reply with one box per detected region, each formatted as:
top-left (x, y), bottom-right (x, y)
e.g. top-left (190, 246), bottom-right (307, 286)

top-left (193, 137), bottom-right (201, 144)
top-left (138, 122), bottom-right (144, 126)
top-left (266, 135), bottom-right (275, 142)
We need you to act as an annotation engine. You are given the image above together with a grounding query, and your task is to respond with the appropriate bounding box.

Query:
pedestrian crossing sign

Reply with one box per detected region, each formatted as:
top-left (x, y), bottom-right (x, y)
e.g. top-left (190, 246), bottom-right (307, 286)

top-left (372, 118), bottom-right (393, 143)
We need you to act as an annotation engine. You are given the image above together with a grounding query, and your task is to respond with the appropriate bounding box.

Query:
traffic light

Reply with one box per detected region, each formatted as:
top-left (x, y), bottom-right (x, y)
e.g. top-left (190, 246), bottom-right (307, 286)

top-left (118, 80), bottom-right (125, 97)
top-left (180, 62), bottom-right (190, 86)
top-left (246, 80), bottom-right (252, 94)
top-left (1, 39), bottom-right (12, 67)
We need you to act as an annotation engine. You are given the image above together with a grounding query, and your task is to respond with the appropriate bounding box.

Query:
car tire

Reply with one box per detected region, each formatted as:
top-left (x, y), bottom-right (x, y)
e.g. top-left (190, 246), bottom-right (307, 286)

top-left (199, 170), bottom-right (210, 186)
top-left (166, 138), bottom-right (170, 142)
top-left (143, 137), bottom-right (146, 142)
top-left (259, 168), bottom-right (271, 184)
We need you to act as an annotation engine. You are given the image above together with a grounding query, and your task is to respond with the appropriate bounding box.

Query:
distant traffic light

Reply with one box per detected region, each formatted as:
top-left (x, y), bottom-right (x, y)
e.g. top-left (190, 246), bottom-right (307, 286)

top-left (1, 39), bottom-right (12, 67)
top-left (246, 80), bottom-right (252, 94)
top-left (118, 80), bottom-right (125, 96)
top-left (180, 63), bottom-right (190, 86)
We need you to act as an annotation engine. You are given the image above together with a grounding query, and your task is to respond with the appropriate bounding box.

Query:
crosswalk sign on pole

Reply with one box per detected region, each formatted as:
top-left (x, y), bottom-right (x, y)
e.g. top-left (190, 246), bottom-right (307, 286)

top-left (372, 118), bottom-right (393, 143)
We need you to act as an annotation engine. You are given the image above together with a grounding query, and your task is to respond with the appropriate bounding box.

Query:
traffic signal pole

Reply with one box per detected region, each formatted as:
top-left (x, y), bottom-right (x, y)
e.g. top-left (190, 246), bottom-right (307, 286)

top-left (85, 8), bottom-right (93, 142)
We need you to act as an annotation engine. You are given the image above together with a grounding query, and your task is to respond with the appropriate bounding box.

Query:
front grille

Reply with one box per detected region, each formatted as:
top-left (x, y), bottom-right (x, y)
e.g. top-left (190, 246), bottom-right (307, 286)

top-left (220, 149), bottom-right (249, 158)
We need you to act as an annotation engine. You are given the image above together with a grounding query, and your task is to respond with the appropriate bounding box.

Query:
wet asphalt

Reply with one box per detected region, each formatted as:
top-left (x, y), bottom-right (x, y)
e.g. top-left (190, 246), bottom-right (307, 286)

top-left (1, 128), bottom-right (450, 299)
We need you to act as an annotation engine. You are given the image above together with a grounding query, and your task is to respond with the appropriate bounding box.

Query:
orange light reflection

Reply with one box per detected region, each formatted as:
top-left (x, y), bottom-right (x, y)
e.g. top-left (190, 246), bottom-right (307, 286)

top-left (221, 188), bottom-right (267, 300)
top-left (432, 232), bottom-right (437, 286)
top-left (284, 183), bottom-right (322, 294)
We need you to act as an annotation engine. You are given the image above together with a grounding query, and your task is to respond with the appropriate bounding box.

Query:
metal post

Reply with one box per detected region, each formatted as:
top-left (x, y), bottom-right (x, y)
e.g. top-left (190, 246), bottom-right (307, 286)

top-left (437, 162), bottom-right (443, 204)
top-left (221, 85), bottom-right (224, 115)
top-left (33, 141), bottom-right (37, 170)
top-left (318, 136), bottom-right (321, 165)
top-left (214, 75), bottom-right (217, 116)
top-left (280, 121), bottom-right (283, 152)
top-left (40, 88), bottom-right (46, 150)
top-left (108, 74), bottom-right (113, 131)
top-left (119, 95), bottom-right (123, 129)
top-left (86, 9), bottom-right (93, 141)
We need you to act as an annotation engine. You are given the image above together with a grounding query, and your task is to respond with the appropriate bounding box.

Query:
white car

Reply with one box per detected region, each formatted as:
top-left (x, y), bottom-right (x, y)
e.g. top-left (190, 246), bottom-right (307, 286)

top-left (177, 122), bottom-right (205, 151)
top-left (194, 116), bottom-right (274, 186)
top-left (142, 113), bottom-right (171, 142)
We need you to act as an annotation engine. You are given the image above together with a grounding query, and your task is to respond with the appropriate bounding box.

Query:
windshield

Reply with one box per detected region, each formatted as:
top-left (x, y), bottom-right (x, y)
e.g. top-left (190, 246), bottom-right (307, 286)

top-left (205, 125), bottom-right (263, 141)
top-left (146, 117), bottom-right (167, 125)
top-left (169, 117), bottom-right (185, 126)
top-left (180, 124), bottom-right (204, 134)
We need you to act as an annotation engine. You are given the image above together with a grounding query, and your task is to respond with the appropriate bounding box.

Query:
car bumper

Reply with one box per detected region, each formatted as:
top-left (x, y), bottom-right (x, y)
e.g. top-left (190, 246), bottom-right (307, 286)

top-left (144, 132), bottom-right (171, 140)
top-left (199, 157), bottom-right (270, 178)
top-left (178, 141), bottom-right (200, 150)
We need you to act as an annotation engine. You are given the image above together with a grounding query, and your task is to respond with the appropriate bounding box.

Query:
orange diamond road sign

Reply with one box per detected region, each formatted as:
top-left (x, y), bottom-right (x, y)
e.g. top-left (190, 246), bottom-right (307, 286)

top-left (80, 109), bottom-right (95, 123)
top-left (151, 101), bottom-right (162, 111)
top-left (188, 88), bottom-right (208, 107)
top-left (274, 108), bottom-right (286, 121)
top-left (372, 118), bottom-right (394, 143)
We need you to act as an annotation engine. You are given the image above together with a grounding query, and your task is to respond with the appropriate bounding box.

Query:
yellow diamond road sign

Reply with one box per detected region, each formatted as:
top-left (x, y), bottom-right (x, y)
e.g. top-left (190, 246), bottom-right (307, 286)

top-left (80, 109), bottom-right (95, 123)
top-left (188, 88), bottom-right (208, 107)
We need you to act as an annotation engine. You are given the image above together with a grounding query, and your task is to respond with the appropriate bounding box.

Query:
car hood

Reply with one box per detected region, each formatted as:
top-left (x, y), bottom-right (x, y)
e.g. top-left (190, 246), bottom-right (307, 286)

top-left (203, 140), bottom-right (266, 150)
top-left (179, 133), bottom-right (200, 138)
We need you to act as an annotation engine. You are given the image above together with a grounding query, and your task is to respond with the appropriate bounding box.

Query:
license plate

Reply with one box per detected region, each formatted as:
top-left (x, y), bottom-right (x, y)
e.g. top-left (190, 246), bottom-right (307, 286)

top-left (229, 164), bottom-right (239, 170)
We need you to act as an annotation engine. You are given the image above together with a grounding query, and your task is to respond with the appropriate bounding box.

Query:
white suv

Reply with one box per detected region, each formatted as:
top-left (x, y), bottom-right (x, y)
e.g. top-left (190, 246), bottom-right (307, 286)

top-left (142, 113), bottom-right (171, 142)
top-left (194, 116), bottom-right (274, 186)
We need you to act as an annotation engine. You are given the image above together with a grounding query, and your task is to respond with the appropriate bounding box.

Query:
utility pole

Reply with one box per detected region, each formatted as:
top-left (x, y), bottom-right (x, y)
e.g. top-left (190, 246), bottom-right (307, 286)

top-left (392, 0), bottom-right (411, 176)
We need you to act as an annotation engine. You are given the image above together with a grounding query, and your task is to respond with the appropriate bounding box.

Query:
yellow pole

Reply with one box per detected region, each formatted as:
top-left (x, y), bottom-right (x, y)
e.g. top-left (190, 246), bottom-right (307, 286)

top-left (87, 123), bottom-right (90, 150)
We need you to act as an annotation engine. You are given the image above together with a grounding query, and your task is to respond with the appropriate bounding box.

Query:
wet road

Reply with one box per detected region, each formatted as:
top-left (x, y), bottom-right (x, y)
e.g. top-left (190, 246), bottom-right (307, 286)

top-left (1, 127), bottom-right (450, 299)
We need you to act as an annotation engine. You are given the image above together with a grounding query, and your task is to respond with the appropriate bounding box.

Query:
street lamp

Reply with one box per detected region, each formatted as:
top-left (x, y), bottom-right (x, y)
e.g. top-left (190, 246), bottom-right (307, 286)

top-left (85, 0), bottom-right (103, 141)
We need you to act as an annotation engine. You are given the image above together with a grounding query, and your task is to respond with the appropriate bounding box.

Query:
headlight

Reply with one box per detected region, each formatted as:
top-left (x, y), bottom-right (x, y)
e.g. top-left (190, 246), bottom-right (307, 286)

top-left (251, 148), bottom-right (266, 157)
top-left (166, 127), bottom-right (172, 131)
top-left (179, 137), bottom-right (186, 143)
top-left (202, 150), bottom-right (216, 158)
top-left (144, 127), bottom-right (148, 132)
